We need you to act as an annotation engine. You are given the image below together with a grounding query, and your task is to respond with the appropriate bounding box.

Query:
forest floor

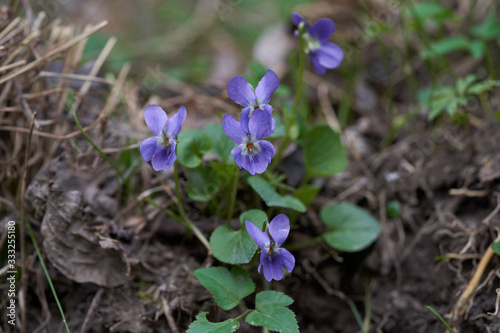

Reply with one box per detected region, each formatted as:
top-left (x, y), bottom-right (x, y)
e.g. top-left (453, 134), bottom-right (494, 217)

top-left (1, 1), bottom-right (500, 332)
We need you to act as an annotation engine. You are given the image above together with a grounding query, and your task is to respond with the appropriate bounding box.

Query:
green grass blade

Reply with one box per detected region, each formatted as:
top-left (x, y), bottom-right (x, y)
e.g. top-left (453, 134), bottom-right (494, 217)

top-left (25, 218), bottom-right (71, 333)
top-left (426, 305), bottom-right (454, 333)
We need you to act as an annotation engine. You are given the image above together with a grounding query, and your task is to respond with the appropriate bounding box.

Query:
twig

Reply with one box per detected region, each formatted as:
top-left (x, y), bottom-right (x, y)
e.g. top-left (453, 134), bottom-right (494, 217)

top-left (38, 71), bottom-right (117, 85)
top-left (161, 295), bottom-right (179, 333)
top-left (79, 288), bottom-right (104, 333)
top-left (0, 59), bottom-right (27, 73)
top-left (482, 194), bottom-right (500, 226)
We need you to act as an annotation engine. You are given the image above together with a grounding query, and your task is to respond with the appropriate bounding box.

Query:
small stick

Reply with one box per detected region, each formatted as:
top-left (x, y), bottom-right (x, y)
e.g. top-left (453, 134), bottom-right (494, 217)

top-left (79, 288), bottom-right (104, 333)
top-left (161, 295), bottom-right (179, 333)
top-left (38, 71), bottom-right (116, 85)
top-left (0, 59), bottom-right (27, 73)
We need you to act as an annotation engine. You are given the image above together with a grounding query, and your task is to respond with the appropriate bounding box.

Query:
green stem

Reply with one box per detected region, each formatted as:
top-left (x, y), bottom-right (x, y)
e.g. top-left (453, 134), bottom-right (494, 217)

top-left (25, 219), bottom-right (71, 333)
top-left (348, 299), bottom-right (365, 333)
top-left (72, 106), bottom-right (124, 184)
top-left (483, 39), bottom-right (496, 79)
top-left (143, 197), bottom-right (182, 221)
top-left (226, 166), bottom-right (239, 224)
top-left (269, 23), bottom-right (306, 172)
top-left (173, 162), bottom-right (211, 253)
top-left (363, 282), bottom-right (371, 333)
top-left (286, 236), bottom-right (322, 252)
top-left (234, 309), bottom-right (252, 321)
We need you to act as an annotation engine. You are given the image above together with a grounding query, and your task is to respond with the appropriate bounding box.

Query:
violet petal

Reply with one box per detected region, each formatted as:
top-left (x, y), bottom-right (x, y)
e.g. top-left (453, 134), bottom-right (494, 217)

top-left (309, 52), bottom-right (327, 75)
top-left (223, 114), bottom-right (246, 144)
top-left (317, 42), bottom-right (344, 69)
top-left (269, 214), bottom-right (290, 247)
top-left (227, 76), bottom-right (256, 107)
top-left (140, 137), bottom-right (158, 162)
top-left (279, 248), bottom-right (295, 273)
top-left (144, 104), bottom-right (168, 136)
top-left (263, 253), bottom-right (284, 281)
top-left (248, 109), bottom-right (273, 140)
top-left (255, 69), bottom-right (279, 105)
top-left (245, 221), bottom-right (270, 250)
top-left (165, 106), bottom-right (187, 139)
top-left (151, 146), bottom-right (173, 171)
top-left (311, 18), bottom-right (335, 43)
top-left (256, 140), bottom-right (275, 163)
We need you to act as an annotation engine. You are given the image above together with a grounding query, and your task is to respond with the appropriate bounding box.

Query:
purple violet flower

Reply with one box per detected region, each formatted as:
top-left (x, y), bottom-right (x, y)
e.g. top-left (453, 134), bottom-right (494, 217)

top-left (245, 214), bottom-right (295, 282)
top-left (292, 12), bottom-right (344, 75)
top-left (140, 104), bottom-right (186, 172)
top-left (222, 109), bottom-right (274, 175)
top-left (227, 69), bottom-right (279, 134)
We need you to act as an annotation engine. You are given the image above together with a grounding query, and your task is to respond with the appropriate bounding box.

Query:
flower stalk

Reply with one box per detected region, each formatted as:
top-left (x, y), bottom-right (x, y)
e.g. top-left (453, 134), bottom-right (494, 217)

top-left (174, 161), bottom-right (211, 253)
top-left (270, 23), bottom-right (306, 172)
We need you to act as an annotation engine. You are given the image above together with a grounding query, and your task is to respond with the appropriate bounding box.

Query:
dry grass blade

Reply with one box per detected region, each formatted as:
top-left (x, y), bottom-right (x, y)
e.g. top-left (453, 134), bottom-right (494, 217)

top-left (0, 20), bottom-right (108, 85)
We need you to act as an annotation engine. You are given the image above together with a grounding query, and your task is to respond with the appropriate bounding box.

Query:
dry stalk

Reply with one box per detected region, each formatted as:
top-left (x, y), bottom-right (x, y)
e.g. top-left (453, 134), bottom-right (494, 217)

top-left (0, 20), bottom-right (108, 85)
top-left (449, 234), bottom-right (500, 326)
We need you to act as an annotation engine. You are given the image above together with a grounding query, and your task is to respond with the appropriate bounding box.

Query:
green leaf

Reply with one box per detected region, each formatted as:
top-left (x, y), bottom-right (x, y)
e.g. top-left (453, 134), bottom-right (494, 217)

top-left (418, 86), bottom-right (457, 120)
top-left (302, 125), bottom-right (347, 177)
top-left (246, 291), bottom-right (298, 333)
top-left (186, 166), bottom-right (220, 202)
top-left (472, 13), bottom-right (500, 40)
top-left (467, 80), bottom-right (500, 96)
top-left (239, 209), bottom-right (268, 229)
top-left (194, 267), bottom-right (255, 310)
top-left (187, 312), bottom-right (240, 333)
top-left (455, 74), bottom-right (477, 97)
top-left (468, 40), bottom-right (484, 60)
top-left (321, 202), bottom-right (381, 252)
top-left (203, 123), bottom-right (234, 163)
top-left (269, 115), bottom-right (285, 139)
top-left (404, 1), bottom-right (453, 24)
top-left (210, 161), bottom-right (239, 187)
top-left (492, 241), bottom-right (500, 255)
top-left (247, 176), bottom-right (306, 212)
top-left (294, 184), bottom-right (320, 207)
top-left (209, 210), bottom-right (267, 264)
top-left (177, 129), bottom-right (214, 168)
top-left (420, 36), bottom-right (469, 59)
top-left (210, 225), bottom-right (258, 265)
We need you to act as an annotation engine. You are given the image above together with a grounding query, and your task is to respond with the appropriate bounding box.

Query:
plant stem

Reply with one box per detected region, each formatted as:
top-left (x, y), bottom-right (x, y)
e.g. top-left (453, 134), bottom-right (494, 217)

top-left (72, 106), bottom-right (124, 184)
top-left (234, 309), bottom-right (252, 321)
top-left (226, 166), bottom-right (239, 224)
top-left (363, 282), bottom-right (371, 333)
top-left (144, 197), bottom-right (182, 221)
top-left (269, 23), bottom-right (306, 172)
top-left (348, 299), bottom-right (365, 332)
top-left (173, 162), bottom-right (211, 253)
top-left (25, 218), bottom-right (71, 333)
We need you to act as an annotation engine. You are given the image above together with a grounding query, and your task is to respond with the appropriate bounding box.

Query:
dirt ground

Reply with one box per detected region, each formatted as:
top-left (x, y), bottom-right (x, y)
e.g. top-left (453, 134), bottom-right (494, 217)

top-left (1, 1), bottom-right (500, 333)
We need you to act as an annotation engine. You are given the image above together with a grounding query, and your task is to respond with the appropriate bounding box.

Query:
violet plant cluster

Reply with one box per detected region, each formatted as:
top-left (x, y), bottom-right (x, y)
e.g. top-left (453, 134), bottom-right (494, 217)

top-left (135, 12), bottom-right (368, 333)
